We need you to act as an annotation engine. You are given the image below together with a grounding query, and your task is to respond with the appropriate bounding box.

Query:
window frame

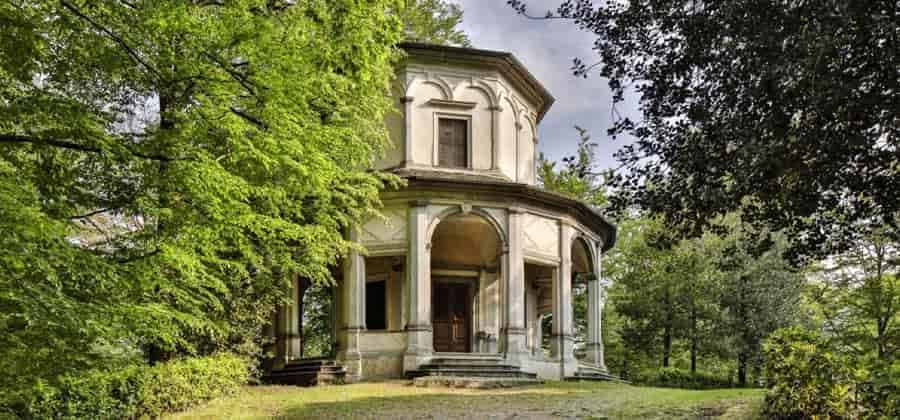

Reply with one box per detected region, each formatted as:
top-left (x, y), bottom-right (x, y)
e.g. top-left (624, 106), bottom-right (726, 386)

top-left (433, 113), bottom-right (472, 169)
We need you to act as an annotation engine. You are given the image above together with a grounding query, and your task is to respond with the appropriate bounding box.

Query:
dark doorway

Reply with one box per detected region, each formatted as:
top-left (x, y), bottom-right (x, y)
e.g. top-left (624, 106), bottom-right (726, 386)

top-left (365, 280), bottom-right (387, 331)
top-left (432, 281), bottom-right (471, 352)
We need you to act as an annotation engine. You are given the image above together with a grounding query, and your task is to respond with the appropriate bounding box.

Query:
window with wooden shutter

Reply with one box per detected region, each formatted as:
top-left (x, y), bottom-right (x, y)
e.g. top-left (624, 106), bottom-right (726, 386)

top-left (438, 118), bottom-right (468, 168)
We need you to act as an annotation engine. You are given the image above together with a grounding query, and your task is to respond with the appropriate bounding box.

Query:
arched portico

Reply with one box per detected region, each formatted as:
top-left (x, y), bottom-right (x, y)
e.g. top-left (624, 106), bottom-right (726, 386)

top-left (429, 211), bottom-right (503, 353)
top-left (570, 235), bottom-right (605, 368)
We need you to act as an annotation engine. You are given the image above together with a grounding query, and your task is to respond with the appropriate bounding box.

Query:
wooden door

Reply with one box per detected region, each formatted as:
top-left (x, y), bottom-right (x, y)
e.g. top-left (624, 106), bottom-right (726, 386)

top-left (432, 282), bottom-right (470, 352)
top-left (438, 118), bottom-right (467, 168)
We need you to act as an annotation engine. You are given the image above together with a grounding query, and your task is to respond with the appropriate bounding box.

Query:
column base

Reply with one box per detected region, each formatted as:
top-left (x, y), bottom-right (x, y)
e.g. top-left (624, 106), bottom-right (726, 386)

top-left (583, 342), bottom-right (607, 371)
top-left (504, 328), bottom-right (528, 365)
top-left (550, 334), bottom-right (576, 361)
top-left (336, 327), bottom-right (365, 382)
top-left (403, 327), bottom-right (433, 372)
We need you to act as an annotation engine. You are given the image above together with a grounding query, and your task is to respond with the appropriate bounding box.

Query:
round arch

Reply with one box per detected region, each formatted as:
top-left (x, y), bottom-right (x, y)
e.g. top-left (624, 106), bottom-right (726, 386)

top-left (571, 234), bottom-right (596, 282)
top-left (425, 206), bottom-right (508, 248)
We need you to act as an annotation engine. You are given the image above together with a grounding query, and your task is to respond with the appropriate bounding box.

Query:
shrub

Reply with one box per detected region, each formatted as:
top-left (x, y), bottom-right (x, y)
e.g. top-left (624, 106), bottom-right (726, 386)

top-left (858, 360), bottom-right (900, 419)
top-left (638, 367), bottom-right (736, 389)
top-left (27, 353), bottom-right (249, 419)
top-left (761, 327), bottom-right (859, 419)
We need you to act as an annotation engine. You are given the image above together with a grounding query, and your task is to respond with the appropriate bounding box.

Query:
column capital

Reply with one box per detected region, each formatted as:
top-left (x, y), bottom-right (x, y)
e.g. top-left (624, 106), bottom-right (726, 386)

top-left (401, 96), bottom-right (414, 103)
top-left (411, 199), bottom-right (430, 208)
top-left (489, 105), bottom-right (503, 112)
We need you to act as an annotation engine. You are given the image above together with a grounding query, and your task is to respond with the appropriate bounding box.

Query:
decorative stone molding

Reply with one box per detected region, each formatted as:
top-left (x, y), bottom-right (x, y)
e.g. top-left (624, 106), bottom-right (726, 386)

top-left (426, 98), bottom-right (477, 109)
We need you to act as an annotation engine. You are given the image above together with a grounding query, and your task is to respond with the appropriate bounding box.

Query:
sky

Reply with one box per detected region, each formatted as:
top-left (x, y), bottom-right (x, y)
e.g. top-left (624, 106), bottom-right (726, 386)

top-left (453, 0), bottom-right (640, 171)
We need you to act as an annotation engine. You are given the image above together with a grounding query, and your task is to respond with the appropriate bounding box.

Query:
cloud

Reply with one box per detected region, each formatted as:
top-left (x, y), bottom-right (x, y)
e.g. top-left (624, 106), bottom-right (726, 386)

top-left (453, 0), bottom-right (640, 170)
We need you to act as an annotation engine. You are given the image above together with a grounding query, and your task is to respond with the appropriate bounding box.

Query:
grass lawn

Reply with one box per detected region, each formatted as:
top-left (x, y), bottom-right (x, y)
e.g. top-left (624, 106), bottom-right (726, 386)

top-left (168, 381), bottom-right (764, 419)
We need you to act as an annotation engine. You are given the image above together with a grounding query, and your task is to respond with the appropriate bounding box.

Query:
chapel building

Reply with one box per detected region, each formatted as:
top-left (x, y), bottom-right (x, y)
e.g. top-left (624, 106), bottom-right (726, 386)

top-left (267, 43), bottom-right (617, 384)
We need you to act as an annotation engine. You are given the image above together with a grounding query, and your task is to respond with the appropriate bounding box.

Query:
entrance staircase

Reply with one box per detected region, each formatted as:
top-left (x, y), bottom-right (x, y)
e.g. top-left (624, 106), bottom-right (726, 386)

top-left (407, 353), bottom-right (540, 388)
top-left (566, 363), bottom-right (629, 384)
top-left (264, 358), bottom-right (346, 386)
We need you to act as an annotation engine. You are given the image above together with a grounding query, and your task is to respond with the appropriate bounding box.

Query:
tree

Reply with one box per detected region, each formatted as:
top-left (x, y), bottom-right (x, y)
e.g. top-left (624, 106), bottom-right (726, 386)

top-left (398, 0), bottom-right (471, 46)
top-left (605, 217), bottom-right (683, 369)
top-left (510, 0), bottom-right (899, 259)
top-left (0, 0), bottom-right (402, 408)
top-left (537, 125), bottom-right (607, 207)
top-left (809, 217), bottom-right (900, 360)
top-left (716, 217), bottom-right (805, 385)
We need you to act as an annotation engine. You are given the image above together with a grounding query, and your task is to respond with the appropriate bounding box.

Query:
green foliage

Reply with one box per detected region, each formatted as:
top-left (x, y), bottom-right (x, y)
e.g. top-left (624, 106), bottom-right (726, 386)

top-left (603, 215), bottom-right (803, 385)
top-left (762, 328), bottom-right (859, 420)
top-left (398, 0), bottom-right (471, 46)
top-left (0, 0), bottom-right (403, 412)
top-left (512, 0), bottom-right (900, 259)
top-left (807, 221), bottom-right (900, 360)
top-left (27, 353), bottom-right (249, 420)
top-left (300, 281), bottom-right (335, 358)
top-left (637, 367), bottom-right (735, 390)
top-left (537, 126), bottom-right (607, 207)
top-left (859, 360), bottom-right (900, 419)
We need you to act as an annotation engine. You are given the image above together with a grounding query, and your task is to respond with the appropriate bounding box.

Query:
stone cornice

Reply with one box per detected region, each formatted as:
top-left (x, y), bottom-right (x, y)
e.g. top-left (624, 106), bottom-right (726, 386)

top-left (386, 171), bottom-right (617, 252)
top-left (400, 42), bottom-right (554, 123)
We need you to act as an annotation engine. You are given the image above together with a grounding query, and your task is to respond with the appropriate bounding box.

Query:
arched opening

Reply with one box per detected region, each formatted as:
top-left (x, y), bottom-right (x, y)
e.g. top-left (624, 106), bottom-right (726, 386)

top-left (430, 212), bottom-right (503, 353)
top-left (298, 279), bottom-right (335, 358)
top-left (571, 236), bottom-right (595, 361)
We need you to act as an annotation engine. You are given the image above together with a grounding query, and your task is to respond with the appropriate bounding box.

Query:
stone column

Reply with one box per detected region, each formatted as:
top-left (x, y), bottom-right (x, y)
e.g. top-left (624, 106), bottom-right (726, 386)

top-left (585, 241), bottom-right (607, 370)
top-left (552, 222), bottom-right (576, 376)
top-left (339, 228), bottom-right (366, 380)
top-left (404, 201), bottom-right (433, 372)
top-left (505, 207), bottom-right (527, 363)
top-left (402, 96), bottom-right (414, 167)
top-left (274, 276), bottom-right (302, 367)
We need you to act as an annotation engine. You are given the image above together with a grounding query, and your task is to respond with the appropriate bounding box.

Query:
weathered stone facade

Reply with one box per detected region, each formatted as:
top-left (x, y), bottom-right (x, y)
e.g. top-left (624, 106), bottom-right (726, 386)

top-left (271, 43), bottom-right (616, 382)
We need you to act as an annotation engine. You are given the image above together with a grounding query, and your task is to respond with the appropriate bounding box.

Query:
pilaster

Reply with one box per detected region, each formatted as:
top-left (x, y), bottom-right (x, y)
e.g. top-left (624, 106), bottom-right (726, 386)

top-left (404, 200), bottom-right (433, 372)
top-left (402, 96), bottom-right (414, 167)
top-left (505, 207), bottom-right (527, 363)
top-left (584, 241), bottom-right (607, 370)
top-left (552, 222), bottom-right (576, 372)
top-left (338, 228), bottom-right (366, 380)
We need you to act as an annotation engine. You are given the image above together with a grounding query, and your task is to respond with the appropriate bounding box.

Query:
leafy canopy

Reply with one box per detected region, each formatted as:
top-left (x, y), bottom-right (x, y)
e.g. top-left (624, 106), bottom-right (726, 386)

top-left (399, 0), bottom-right (471, 46)
top-left (511, 0), bottom-right (899, 259)
top-left (0, 0), bottom-right (403, 405)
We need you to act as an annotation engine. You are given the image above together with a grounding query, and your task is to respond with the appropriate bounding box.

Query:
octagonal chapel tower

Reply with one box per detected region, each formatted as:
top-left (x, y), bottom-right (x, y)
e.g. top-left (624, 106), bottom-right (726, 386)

top-left (270, 43), bottom-right (617, 384)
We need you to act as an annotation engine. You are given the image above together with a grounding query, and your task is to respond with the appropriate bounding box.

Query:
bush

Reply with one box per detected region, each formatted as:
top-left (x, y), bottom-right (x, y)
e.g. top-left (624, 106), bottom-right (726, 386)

top-left (761, 327), bottom-right (859, 419)
top-left (638, 367), bottom-right (736, 389)
top-left (27, 353), bottom-right (249, 419)
top-left (858, 360), bottom-right (900, 419)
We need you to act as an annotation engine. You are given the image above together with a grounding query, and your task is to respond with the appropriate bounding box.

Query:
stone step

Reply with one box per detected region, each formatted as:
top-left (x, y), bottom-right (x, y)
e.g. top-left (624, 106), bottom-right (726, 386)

top-left (415, 369), bottom-right (535, 378)
top-left (413, 376), bottom-right (543, 389)
top-left (566, 369), bottom-right (630, 384)
top-left (264, 359), bottom-right (347, 387)
top-left (427, 358), bottom-right (507, 366)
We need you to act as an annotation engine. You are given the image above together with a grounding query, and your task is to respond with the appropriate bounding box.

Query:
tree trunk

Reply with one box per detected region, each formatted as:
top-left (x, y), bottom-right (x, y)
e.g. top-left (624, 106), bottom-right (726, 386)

top-left (738, 350), bottom-right (747, 386)
top-left (690, 304), bottom-right (697, 374)
top-left (663, 289), bottom-right (673, 368)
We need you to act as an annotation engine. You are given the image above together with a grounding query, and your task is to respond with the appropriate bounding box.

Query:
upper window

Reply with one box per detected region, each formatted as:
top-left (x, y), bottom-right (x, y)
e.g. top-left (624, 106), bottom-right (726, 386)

top-left (438, 118), bottom-right (468, 168)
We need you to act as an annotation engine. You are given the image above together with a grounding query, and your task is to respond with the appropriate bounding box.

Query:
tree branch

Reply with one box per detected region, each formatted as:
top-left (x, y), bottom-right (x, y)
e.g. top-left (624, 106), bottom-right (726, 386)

top-left (0, 133), bottom-right (190, 162)
top-left (59, 0), bottom-right (163, 81)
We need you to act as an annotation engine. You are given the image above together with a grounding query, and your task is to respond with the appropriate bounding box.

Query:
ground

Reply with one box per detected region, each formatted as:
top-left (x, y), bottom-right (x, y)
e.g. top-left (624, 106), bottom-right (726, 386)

top-left (168, 381), bottom-right (764, 419)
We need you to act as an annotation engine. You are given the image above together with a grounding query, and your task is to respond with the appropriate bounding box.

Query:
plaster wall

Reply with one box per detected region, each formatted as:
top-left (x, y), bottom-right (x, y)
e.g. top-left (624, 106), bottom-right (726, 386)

top-left (377, 61), bottom-right (541, 185)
